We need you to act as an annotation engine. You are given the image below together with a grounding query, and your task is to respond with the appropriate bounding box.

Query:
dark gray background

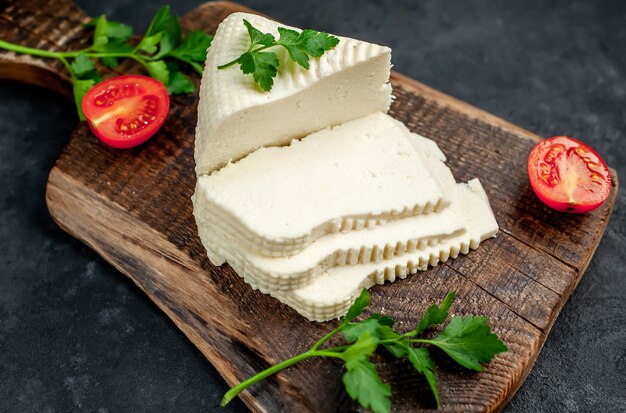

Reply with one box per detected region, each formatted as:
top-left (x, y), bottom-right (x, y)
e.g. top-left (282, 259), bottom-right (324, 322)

top-left (1, 0), bottom-right (625, 412)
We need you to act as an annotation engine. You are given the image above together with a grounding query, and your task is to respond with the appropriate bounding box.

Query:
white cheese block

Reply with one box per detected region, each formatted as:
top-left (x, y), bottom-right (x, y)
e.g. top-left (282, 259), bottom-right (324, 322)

top-left (195, 133), bottom-right (464, 291)
top-left (193, 112), bottom-right (448, 257)
top-left (195, 12), bottom-right (392, 174)
top-left (272, 179), bottom-right (499, 321)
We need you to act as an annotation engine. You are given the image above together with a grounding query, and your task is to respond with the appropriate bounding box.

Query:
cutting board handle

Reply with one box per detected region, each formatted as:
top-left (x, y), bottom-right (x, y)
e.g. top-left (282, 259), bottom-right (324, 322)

top-left (0, 0), bottom-right (90, 99)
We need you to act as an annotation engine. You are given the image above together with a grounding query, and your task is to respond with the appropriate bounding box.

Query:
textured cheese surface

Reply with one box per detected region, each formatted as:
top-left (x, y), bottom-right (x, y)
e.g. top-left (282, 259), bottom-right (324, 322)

top-left (195, 12), bottom-right (392, 174)
top-left (195, 133), bottom-right (464, 291)
top-left (194, 112), bottom-right (447, 255)
top-left (274, 179), bottom-right (499, 321)
top-left (199, 203), bottom-right (463, 291)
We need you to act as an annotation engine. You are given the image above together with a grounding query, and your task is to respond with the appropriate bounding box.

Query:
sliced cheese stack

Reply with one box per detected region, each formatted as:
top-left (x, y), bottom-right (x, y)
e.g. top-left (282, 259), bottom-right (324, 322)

top-left (195, 112), bottom-right (449, 257)
top-left (193, 13), bottom-right (498, 321)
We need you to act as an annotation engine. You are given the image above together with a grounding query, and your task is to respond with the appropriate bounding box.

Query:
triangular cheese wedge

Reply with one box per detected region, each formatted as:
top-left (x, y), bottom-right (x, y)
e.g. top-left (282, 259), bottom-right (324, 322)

top-left (195, 12), bottom-right (392, 174)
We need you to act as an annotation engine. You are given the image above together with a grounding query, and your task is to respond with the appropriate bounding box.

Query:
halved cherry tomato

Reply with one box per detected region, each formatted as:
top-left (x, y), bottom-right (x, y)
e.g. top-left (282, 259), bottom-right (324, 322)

top-left (528, 136), bottom-right (611, 213)
top-left (82, 75), bottom-right (169, 148)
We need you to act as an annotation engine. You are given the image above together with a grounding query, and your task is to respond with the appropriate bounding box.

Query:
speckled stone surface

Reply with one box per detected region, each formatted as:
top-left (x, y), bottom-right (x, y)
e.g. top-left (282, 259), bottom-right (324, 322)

top-left (1, 0), bottom-right (624, 412)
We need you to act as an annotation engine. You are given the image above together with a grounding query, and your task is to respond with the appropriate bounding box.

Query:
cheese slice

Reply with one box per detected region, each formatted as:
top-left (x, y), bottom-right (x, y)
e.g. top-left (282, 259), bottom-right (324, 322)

top-left (272, 179), bottom-right (499, 321)
top-left (193, 112), bottom-right (448, 257)
top-left (195, 132), bottom-right (464, 291)
top-left (195, 12), bottom-right (392, 174)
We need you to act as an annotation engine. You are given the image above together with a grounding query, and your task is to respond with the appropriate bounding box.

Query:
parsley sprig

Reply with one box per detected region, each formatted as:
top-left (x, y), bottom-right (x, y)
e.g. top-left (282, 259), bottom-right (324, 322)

top-left (0, 6), bottom-right (212, 119)
top-left (217, 19), bottom-right (339, 91)
top-left (221, 290), bottom-right (508, 412)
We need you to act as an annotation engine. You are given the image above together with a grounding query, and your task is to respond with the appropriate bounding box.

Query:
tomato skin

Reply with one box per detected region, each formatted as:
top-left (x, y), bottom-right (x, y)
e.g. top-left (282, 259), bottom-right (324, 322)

top-left (528, 136), bottom-right (611, 213)
top-left (82, 75), bottom-right (170, 149)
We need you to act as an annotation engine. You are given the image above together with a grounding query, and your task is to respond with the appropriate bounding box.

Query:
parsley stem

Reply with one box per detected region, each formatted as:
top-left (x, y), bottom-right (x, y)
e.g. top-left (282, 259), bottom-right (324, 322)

top-left (0, 40), bottom-right (135, 73)
top-left (321, 344), bottom-right (350, 352)
top-left (217, 44), bottom-right (276, 70)
top-left (221, 349), bottom-right (344, 406)
top-left (217, 59), bottom-right (239, 70)
top-left (0, 40), bottom-right (64, 59)
top-left (310, 326), bottom-right (341, 351)
top-left (55, 47), bottom-right (95, 57)
top-left (0, 40), bottom-right (99, 60)
top-left (0, 39), bottom-right (142, 64)
top-left (57, 55), bottom-right (84, 118)
top-left (404, 339), bottom-right (433, 344)
top-left (85, 52), bottom-right (134, 58)
top-left (398, 330), bottom-right (418, 339)
top-left (251, 44), bottom-right (274, 53)
top-left (58, 56), bottom-right (74, 77)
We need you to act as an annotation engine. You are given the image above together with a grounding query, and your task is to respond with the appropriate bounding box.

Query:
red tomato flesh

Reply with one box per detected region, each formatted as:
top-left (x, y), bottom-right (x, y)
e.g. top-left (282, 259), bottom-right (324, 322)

top-left (528, 136), bottom-right (611, 213)
top-left (82, 75), bottom-right (169, 148)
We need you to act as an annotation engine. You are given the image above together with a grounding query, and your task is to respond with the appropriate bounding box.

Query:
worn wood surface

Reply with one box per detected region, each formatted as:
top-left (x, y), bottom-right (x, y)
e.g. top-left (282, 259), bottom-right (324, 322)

top-left (0, 1), bottom-right (618, 412)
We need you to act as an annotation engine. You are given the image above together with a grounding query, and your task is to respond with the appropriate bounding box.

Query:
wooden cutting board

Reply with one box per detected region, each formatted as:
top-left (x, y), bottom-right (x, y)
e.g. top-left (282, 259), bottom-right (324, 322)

top-left (0, 1), bottom-right (618, 411)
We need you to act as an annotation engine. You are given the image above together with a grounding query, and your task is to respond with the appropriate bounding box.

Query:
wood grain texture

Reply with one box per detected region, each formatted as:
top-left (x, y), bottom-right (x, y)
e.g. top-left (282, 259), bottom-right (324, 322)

top-left (0, 1), bottom-right (619, 412)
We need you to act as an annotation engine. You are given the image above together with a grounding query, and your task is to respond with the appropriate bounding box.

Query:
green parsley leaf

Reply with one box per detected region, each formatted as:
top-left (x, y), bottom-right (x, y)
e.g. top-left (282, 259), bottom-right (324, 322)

top-left (166, 62), bottom-right (195, 94)
top-left (137, 33), bottom-right (163, 54)
top-left (378, 326), bottom-right (408, 358)
top-left (342, 332), bottom-right (389, 413)
top-left (97, 41), bottom-right (134, 54)
top-left (343, 332), bottom-right (378, 366)
top-left (70, 54), bottom-right (96, 77)
top-left (70, 54), bottom-right (101, 85)
top-left (369, 313), bottom-right (394, 327)
top-left (343, 360), bottom-right (391, 413)
top-left (145, 60), bottom-right (169, 85)
top-left (164, 30), bottom-right (212, 74)
top-left (342, 313), bottom-right (395, 343)
top-left (342, 318), bottom-right (382, 343)
top-left (276, 27), bottom-right (339, 69)
top-left (406, 347), bottom-right (440, 407)
top-left (276, 27), bottom-right (310, 68)
top-left (99, 56), bottom-right (119, 68)
top-left (427, 315), bottom-right (508, 371)
top-left (145, 5), bottom-right (172, 37)
top-left (243, 19), bottom-right (276, 46)
top-left (169, 30), bottom-right (213, 63)
top-left (416, 291), bottom-right (456, 334)
top-left (92, 16), bottom-right (109, 50)
top-left (341, 289), bottom-right (370, 328)
top-left (237, 50), bottom-right (278, 92)
top-left (298, 29), bottom-right (340, 57)
top-left (103, 21), bottom-right (132, 42)
top-left (133, 6), bottom-right (171, 56)
top-left (90, 15), bottom-right (133, 52)
top-left (343, 313), bottom-right (407, 357)
top-left (218, 21), bottom-right (338, 91)
top-left (89, 16), bottom-right (132, 42)
top-left (72, 78), bottom-right (95, 121)
top-left (153, 15), bottom-right (182, 59)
